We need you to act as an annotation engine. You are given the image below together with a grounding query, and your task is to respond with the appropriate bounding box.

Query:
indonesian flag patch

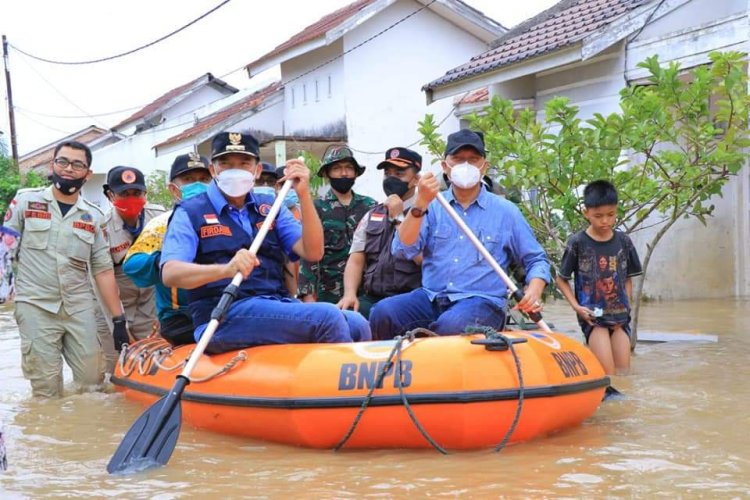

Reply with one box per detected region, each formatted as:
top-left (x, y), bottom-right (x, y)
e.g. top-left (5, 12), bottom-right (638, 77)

top-left (204, 214), bottom-right (219, 224)
top-left (370, 213), bottom-right (385, 222)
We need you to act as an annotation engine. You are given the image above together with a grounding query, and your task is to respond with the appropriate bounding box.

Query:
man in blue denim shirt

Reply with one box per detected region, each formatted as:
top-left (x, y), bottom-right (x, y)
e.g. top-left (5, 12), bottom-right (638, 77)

top-left (369, 129), bottom-right (550, 339)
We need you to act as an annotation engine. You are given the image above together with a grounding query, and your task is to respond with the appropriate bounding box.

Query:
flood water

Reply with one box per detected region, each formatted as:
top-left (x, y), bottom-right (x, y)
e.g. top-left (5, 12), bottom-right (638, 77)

top-left (1, 299), bottom-right (749, 498)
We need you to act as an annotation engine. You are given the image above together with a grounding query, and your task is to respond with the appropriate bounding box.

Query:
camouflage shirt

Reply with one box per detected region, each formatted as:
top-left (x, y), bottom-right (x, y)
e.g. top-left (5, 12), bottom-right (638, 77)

top-left (298, 189), bottom-right (376, 303)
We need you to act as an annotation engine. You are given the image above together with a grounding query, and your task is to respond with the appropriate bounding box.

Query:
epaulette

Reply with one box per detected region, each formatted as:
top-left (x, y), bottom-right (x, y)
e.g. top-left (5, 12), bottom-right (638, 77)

top-left (81, 198), bottom-right (107, 216)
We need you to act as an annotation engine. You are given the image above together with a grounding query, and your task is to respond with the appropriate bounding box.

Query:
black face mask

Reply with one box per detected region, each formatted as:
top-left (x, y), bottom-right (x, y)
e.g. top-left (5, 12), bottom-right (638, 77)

top-left (330, 177), bottom-right (355, 194)
top-left (52, 172), bottom-right (86, 195)
top-left (383, 176), bottom-right (410, 198)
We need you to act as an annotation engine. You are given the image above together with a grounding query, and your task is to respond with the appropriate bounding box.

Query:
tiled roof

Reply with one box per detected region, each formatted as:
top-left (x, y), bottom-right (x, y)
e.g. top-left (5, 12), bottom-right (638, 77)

top-left (18, 126), bottom-right (108, 173)
top-left (424, 0), bottom-right (652, 91)
top-left (114, 73), bottom-right (235, 129)
top-left (245, 0), bottom-right (377, 71)
top-left (156, 82), bottom-right (283, 149)
top-left (457, 87), bottom-right (489, 105)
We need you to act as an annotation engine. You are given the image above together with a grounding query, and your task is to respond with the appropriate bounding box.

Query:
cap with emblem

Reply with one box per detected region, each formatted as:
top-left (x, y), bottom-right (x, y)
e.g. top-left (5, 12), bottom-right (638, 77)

top-left (169, 152), bottom-right (210, 181)
top-left (211, 132), bottom-right (260, 160)
top-left (105, 166), bottom-right (146, 194)
top-left (376, 147), bottom-right (422, 171)
top-left (317, 145), bottom-right (365, 177)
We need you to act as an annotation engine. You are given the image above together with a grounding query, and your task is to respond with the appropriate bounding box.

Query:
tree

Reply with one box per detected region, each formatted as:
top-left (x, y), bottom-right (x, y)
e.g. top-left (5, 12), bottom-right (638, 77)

top-left (146, 170), bottom-right (175, 210)
top-left (419, 51), bottom-right (750, 343)
top-left (0, 155), bottom-right (48, 219)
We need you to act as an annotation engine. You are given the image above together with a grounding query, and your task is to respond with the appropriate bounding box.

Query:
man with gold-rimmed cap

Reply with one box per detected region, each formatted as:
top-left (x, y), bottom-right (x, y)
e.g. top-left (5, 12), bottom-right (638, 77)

top-left (298, 145), bottom-right (376, 304)
top-left (337, 147), bottom-right (423, 319)
top-left (160, 132), bottom-right (370, 353)
top-left (123, 152), bottom-right (212, 346)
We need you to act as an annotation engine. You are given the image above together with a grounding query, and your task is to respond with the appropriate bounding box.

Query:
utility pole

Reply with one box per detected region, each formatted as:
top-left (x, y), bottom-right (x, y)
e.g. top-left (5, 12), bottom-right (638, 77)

top-left (2, 35), bottom-right (19, 165)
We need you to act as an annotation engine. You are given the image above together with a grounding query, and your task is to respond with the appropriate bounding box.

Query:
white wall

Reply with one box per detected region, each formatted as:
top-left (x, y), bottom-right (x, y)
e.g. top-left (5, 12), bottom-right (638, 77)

top-left (341, 0), bottom-right (489, 200)
top-left (281, 40), bottom-right (346, 136)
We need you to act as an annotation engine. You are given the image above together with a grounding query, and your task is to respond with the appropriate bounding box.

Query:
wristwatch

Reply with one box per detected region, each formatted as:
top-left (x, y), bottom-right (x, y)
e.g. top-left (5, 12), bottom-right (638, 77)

top-left (410, 206), bottom-right (428, 218)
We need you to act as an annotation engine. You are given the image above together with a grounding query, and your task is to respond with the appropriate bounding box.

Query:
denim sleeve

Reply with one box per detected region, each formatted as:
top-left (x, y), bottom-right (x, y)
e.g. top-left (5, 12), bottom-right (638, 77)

top-left (161, 207), bottom-right (198, 265)
top-left (391, 211), bottom-right (430, 260)
top-left (123, 252), bottom-right (160, 288)
top-left (508, 204), bottom-right (551, 284)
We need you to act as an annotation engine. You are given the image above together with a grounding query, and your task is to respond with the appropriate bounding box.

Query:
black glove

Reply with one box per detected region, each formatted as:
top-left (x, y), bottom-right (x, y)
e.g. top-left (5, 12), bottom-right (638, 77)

top-left (112, 315), bottom-right (130, 352)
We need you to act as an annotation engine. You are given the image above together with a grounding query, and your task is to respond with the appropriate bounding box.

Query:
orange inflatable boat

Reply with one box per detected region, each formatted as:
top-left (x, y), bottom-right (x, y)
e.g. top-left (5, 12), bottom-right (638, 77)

top-left (111, 329), bottom-right (608, 451)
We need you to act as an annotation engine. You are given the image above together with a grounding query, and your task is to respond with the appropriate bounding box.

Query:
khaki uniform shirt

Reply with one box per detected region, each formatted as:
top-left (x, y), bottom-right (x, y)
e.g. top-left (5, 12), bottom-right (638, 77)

top-left (103, 203), bottom-right (165, 324)
top-left (4, 186), bottom-right (112, 315)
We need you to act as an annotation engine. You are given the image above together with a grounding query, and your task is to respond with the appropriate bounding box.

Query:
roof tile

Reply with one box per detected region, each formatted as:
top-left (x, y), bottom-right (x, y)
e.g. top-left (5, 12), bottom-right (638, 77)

top-left (424, 0), bottom-right (651, 92)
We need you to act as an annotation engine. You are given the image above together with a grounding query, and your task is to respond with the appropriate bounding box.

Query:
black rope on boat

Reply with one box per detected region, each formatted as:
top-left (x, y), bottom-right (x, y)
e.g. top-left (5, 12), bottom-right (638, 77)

top-left (394, 333), bottom-right (448, 454)
top-left (464, 325), bottom-right (525, 453)
top-left (334, 330), bottom-right (446, 453)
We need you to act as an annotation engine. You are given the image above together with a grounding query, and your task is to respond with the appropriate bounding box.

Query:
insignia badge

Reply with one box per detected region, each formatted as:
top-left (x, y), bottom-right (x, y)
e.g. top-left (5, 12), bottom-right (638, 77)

top-left (200, 225), bottom-right (232, 238)
top-left (187, 151), bottom-right (204, 168)
top-left (28, 201), bottom-right (49, 211)
top-left (74, 221), bottom-right (96, 234)
top-left (204, 214), bottom-right (219, 224)
top-left (80, 213), bottom-right (93, 222)
top-left (390, 149), bottom-right (400, 159)
top-left (258, 204), bottom-right (272, 216)
top-left (226, 132), bottom-right (245, 152)
top-left (3, 209), bottom-right (12, 222)
top-left (121, 170), bottom-right (137, 184)
top-left (370, 213), bottom-right (385, 222)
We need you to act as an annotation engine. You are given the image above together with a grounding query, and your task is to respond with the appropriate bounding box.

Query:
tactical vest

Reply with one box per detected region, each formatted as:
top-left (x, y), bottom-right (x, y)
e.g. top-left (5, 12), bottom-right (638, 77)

top-left (362, 204), bottom-right (421, 297)
top-left (180, 193), bottom-right (288, 327)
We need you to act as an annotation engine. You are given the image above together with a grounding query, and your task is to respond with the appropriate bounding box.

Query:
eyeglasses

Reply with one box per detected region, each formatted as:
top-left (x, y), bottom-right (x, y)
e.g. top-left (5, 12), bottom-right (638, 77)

top-left (54, 157), bottom-right (88, 172)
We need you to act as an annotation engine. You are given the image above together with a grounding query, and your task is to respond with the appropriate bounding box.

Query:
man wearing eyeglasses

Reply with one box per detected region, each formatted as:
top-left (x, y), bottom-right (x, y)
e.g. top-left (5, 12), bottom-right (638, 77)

top-left (4, 141), bottom-right (127, 398)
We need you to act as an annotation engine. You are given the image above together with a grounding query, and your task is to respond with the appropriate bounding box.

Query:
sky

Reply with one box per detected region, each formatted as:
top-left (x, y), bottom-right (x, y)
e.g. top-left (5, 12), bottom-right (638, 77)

top-left (0, 0), bottom-right (559, 156)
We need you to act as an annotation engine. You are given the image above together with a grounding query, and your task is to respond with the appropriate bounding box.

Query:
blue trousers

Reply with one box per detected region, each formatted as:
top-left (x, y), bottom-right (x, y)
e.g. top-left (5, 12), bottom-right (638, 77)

top-left (369, 288), bottom-right (506, 340)
top-left (196, 296), bottom-right (371, 354)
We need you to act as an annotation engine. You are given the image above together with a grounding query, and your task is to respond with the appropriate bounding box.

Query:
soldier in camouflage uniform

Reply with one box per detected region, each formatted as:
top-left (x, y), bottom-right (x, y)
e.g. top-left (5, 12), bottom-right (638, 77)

top-left (298, 145), bottom-right (376, 304)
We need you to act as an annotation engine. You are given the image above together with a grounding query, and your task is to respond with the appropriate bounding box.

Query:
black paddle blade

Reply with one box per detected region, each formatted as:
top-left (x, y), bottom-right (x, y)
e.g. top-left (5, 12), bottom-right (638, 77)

top-left (108, 378), bottom-right (187, 474)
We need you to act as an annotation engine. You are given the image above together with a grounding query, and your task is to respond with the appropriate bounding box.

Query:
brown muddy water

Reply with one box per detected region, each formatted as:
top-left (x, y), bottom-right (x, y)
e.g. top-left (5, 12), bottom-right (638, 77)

top-left (0, 299), bottom-right (749, 498)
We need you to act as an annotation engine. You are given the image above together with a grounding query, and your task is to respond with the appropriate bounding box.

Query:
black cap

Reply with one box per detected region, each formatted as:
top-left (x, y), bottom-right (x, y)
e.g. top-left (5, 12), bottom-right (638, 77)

top-left (106, 166), bottom-right (146, 194)
top-left (169, 152), bottom-right (209, 181)
top-left (444, 129), bottom-right (485, 157)
top-left (211, 131), bottom-right (260, 160)
top-left (275, 166), bottom-right (287, 181)
top-left (377, 147), bottom-right (422, 171)
top-left (318, 145), bottom-right (365, 177)
top-left (260, 162), bottom-right (278, 177)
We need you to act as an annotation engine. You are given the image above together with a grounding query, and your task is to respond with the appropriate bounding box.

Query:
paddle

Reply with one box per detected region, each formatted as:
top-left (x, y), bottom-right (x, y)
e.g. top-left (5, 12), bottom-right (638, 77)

top-left (435, 191), bottom-right (620, 398)
top-left (107, 178), bottom-right (294, 474)
top-left (434, 192), bottom-right (552, 333)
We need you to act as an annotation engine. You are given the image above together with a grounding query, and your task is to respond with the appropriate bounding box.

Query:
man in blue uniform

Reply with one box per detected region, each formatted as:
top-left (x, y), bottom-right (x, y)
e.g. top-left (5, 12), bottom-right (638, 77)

top-left (161, 132), bottom-right (370, 353)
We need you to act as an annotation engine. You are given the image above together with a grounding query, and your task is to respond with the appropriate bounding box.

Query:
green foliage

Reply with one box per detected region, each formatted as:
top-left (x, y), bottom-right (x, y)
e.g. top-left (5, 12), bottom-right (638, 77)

top-left (146, 170), bottom-right (175, 210)
top-left (296, 150), bottom-right (326, 195)
top-left (0, 156), bottom-right (49, 219)
top-left (419, 51), bottom-right (750, 333)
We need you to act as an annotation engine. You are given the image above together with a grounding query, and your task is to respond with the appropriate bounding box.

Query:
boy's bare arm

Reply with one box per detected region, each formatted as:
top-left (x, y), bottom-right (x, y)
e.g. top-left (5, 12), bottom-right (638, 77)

top-left (625, 277), bottom-right (633, 304)
top-left (555, 275), bottom-right (595, 324)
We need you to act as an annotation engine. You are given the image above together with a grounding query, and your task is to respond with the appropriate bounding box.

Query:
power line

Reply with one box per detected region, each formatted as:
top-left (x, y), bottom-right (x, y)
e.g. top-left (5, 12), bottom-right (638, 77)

top-left (14, 104), bottom-right (143, 119)
top-left (9, 0), bottom-right (231, 65)
top-left (16, 108), bottom-right (74, 135)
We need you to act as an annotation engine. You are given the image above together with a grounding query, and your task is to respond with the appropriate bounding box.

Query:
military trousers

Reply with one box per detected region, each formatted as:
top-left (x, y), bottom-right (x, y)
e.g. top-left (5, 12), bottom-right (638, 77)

top-left (14, 302), bottom-right (104, 398)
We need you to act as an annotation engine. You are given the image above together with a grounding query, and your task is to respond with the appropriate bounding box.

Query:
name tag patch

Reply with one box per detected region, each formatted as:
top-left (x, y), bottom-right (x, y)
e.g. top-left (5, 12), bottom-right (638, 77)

top-left (200, 225), bottom-right (232, 238)
top-left (110, 241), bottom-right (131, 254)
top-left (255, 221), bottom-right (275, 230)
top-left (25, 210), bottom-right (51, 220)
top-left (73, 221), bottom-right (96, 233)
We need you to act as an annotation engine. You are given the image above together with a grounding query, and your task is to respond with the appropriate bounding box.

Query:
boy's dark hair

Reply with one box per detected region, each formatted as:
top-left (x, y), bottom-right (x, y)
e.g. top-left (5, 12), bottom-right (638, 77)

top-left (583, 180), bottom-right (617, 208)
top-left (53, 141), bottom-right (92, 168)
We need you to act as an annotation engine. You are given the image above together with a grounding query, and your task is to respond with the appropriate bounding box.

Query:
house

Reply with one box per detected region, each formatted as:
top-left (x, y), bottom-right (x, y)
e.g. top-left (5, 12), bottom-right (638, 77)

top-left (18, 125), bottom-right (121, 180)
top-left (155, 0), bottom-right (506, 199)
top-left (422, 0), bottom-right (749, 299)
top-left (87, 73), bottom-right (239, 206)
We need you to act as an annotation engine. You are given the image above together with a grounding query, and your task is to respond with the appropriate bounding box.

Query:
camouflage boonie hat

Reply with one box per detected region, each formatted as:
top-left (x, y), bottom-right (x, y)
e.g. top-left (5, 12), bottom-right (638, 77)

top-left (318, 145), bottom-right (365, 177)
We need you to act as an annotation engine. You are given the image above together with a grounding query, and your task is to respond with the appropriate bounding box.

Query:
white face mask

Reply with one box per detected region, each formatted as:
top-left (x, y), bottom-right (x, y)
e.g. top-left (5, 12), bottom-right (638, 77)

top-left (449, 162), bottom-right (481, 189)
top-left (216, 169), bottom-right (255, 197)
